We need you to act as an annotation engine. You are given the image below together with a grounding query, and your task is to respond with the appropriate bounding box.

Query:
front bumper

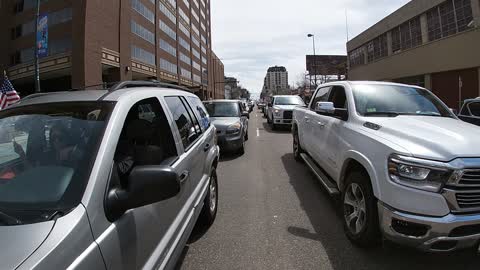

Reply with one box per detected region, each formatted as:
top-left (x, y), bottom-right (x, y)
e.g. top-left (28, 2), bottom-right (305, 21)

top-left (379, 202), bottom-right (480, 252)
top-left (273, 118), bottom-right (293, 125)
top-left (217, 134), bottom-right (243, 152)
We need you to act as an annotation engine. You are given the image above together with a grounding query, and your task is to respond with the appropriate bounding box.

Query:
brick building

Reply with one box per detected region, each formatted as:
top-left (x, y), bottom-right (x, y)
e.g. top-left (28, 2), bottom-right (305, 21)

top-left (0, 0), bottom-right (224, 99)
top-left (347, 0), bottom-right (480, 109)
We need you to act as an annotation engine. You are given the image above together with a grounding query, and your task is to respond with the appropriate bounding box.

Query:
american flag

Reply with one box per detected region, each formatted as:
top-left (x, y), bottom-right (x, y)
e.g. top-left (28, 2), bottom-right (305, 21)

top-left (0, 74), bottom-right (20, 110)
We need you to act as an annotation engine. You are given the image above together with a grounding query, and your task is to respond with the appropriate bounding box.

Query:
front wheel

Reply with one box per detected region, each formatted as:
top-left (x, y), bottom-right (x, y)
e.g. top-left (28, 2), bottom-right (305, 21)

top-left (342, 171), bottom-right (380, 247)
top-left (199, 168), bottom-right (218, 226)
top-left (293, 129), bottom-right (304, 162)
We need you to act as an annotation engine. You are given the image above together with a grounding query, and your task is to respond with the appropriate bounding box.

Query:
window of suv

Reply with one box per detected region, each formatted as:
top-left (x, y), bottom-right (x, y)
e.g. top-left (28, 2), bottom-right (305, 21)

top-left (0, 102), bottom-right (113, 225)
top-left (187, 96), bottom-right (210, 131)
top-left (329, 86), bottom-right (347, 109)
top-left (165, 96), bottom-right (200, 150)
top-left (468, 102), bottom-right (480, 117)
top-left (310, 87), bottom-right (331, 110)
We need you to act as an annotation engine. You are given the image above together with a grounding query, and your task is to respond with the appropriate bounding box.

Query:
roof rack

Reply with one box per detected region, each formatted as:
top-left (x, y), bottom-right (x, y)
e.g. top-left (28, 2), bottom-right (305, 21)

top-left (109, 80), bottom-right (191, 92)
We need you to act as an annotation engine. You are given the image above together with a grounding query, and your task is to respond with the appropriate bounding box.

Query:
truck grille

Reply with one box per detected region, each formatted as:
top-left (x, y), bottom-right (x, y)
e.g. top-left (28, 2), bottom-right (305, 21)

top-left (283, 111), bottom-right (293, 119)
top-left (458, 170), bottom-right (480, 186)
top-left (456, 192), bottom-right (480, 209)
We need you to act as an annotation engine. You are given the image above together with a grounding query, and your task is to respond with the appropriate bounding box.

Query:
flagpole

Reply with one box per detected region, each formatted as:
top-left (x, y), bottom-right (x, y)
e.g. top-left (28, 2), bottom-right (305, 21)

top-left (34, 0), bottom-right (41, 93)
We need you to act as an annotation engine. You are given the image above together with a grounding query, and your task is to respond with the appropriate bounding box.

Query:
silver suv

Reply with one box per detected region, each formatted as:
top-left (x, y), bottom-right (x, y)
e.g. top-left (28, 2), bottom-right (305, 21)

top-left (0, 81), bottom-right (220, 270)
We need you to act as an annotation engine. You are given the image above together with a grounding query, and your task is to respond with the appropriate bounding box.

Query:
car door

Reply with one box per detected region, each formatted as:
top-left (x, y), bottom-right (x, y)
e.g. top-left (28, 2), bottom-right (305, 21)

top-left (98, 97), bottom-right (188, 270)
top-left (321, 85), bottom-right (349, 178)
top-left (304, 86), bottom-right (331, 163)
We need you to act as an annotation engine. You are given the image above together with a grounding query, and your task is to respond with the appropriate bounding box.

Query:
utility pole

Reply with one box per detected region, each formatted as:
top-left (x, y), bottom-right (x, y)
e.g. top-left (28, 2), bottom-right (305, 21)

top-left (34, 0), bottom-right (41, 93)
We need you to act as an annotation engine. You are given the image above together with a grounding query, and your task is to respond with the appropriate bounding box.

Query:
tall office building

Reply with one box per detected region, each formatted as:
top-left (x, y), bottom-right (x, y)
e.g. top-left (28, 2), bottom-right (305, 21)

top-left (0, 0), bottom-right (224, 99)
top-left (262, 66), bottom-right (289, 96)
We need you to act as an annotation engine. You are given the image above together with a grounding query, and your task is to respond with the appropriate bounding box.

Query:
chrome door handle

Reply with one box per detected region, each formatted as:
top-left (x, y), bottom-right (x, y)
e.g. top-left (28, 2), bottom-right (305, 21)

top-left (305, 116), bottom-right (310, 122)
top-left (179, 171), bottom-right (190, 184)
top-left (318, 122), bottom-right (326, 128)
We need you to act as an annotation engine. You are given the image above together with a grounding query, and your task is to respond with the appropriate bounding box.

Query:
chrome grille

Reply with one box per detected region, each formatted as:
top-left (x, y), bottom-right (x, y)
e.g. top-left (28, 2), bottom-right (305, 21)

top-left (459, 170), bottom-right (480, 186)
top-left (283, 111), bottom-right (293, 120)
top-left (456, 192), bottom-right (480, 209)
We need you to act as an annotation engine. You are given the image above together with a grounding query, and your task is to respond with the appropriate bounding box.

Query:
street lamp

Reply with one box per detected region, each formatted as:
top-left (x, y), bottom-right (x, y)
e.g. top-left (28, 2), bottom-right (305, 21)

top-left (307, 34), bottom-right (317, 87)
top-left (34, 0), bottom-right (41, 93)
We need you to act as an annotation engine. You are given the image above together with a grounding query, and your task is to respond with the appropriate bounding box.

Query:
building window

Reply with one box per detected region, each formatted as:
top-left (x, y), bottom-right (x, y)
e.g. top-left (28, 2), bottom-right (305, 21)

top-left (132, 0), bottom-right (154, 24)
top-left (159, 38), bottom-right (177, 57)
top-left (159, 2), bottom-right (177, 24)
top-left (192, 24), bottom-right (200, 36)
top-left (131, 20), bottom-right (155, 44)
top-left (193, 74), bottom-right (201, 83)
top-left (192, 36), bottom-right (200, 47)
top-left (394, 16), bottom-right (422, 51)
top-left (131, 45), bottom-right (155, 66)
top-left (179, 23), bottom-right (190, 36)
top-left (394, 75), bottom-right (425, 88)
top-left (192, 48), bottom-right (200, 59)
top-left (193, 60), bottom-right (200, 71)
top-left (182, 0), bottom-right (190, 8)
top-left (180, 52), bottom-right (191, 65)
top-left (159, 20), bottom-right (177, 40)
top-left (181, 68), bottom-right (192, 79)
top-left (179, 8), bottom-right (190, 24)
top-left (366, 33), bottom-right (387, 63)
top-left (179, 37), bottom-right (191, 51)
top-left (49, 38), bottom-right (72, 55)
top-left (427, 0), bottom-right (473, 42)
top-left (160, 58), bottom-right (178, 74)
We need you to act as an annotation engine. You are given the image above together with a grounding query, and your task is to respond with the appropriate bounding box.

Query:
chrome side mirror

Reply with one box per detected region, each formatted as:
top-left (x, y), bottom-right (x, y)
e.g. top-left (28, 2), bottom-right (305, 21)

top-left (315, 102), bottom-right (335, 115)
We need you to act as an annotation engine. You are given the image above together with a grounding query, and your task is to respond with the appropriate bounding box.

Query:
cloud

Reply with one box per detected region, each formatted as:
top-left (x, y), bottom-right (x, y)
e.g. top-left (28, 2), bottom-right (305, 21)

top-left (210, 0), bottom-right (411, 94)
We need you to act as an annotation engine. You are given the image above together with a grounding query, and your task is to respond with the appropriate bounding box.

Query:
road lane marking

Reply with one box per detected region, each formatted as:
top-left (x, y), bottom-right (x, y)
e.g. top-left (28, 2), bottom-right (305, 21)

top-left (257, 128), bottom-right (260, 137)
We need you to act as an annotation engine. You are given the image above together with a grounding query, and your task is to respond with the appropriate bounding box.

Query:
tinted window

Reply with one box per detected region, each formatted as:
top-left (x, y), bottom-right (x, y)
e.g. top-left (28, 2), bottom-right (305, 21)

top-left (204, 102), bottom-right (240, 117)
top-left (469, 102), bottom-right (480, 117)
top-left (182, 97), bottom-right (202, 135)
top-left (310, 87), bottom-right (331, 109)
top-left (187, 96), bottom-right (210, 131)
top-left (352, 84), bottom-right (452, 117)
top-left (0, 102), bottom-right (112, 224)
top-left (274, 96), bottom-right (305, 106)
top-left (165, 96), bottom-right (198, 149)
top-left (329, 86), bottom-right (347, 109)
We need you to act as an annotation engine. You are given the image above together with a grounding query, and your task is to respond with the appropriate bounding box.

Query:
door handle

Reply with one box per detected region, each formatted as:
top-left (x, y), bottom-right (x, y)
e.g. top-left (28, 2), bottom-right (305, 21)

top-left (305, 116), bottom-right (310, 122)
top-left (204, 143), bottom-right (211, 152)
top-left (317, 122), bottom-right (326, 128)
top-left (179, 171), bottom-right (190, 184)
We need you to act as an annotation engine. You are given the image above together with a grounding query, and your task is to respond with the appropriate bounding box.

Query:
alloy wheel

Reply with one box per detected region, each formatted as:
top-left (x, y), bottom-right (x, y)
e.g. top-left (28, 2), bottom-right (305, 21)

top-left (343, 183), bottom-right (367, 235)
top-left (209, 175), bottom-right (217, 214)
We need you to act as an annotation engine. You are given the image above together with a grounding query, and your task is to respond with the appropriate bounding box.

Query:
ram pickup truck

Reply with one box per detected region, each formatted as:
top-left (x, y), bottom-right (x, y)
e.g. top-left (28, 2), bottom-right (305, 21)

top-left (292, 81), bottom-right (480, 252)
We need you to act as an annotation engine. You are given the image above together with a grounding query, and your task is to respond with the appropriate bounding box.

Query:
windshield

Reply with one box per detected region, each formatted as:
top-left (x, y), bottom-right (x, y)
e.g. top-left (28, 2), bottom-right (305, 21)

top-left (352, 84), bottom-right (453, 117)
top-left (0, 102), bottom-right (112, 225)
top-left (204, 102), bottom-right (240, 117)
top-left (274, 96), bottom-right (305, 106)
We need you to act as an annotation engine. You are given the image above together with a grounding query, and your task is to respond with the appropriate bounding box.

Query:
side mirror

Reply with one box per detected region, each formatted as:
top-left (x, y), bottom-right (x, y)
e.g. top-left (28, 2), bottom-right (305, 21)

top-left (242, 112), bottom-right (250, 119)
top-left (106, 166), bottom-right (180, 221)
top-left (315, 102), bottom-right (349, 121)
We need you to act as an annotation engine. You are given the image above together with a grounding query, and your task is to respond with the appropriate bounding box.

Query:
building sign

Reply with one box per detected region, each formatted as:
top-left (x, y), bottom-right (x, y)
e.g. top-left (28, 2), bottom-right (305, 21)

top-left (37, 14), bottom-right (48, 58)
top-left (306, 55), bottom-right (347, 76)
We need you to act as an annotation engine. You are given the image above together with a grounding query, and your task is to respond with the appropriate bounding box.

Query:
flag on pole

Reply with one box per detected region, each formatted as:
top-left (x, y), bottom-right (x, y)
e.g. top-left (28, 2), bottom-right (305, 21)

top-left (0, 73), bottom-right (20, 110)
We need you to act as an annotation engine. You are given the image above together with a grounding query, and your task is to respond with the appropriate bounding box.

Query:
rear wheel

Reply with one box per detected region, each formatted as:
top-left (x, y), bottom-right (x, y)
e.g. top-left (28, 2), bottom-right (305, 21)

top-left (238, 138), bottom-right (245, 155)
top-left (342, 170), bottom-right (380, 247)
top-left (199, 168), bottom-right (218, 226)
top-left (293, 128), bottom-right (304, 162)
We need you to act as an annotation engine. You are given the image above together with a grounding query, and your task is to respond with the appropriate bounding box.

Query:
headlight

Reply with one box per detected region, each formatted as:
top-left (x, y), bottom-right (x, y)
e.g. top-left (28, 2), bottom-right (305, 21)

top-left (226, 122), bottom-right (241, 135)
top-left (388, 154), bottom-right (452, 192)
top-left (273, 108), bottom-right (282, 117)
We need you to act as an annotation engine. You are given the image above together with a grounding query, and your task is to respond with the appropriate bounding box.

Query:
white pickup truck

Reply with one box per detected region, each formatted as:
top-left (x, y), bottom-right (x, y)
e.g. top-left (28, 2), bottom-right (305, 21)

top-left (292, 81), bottom-right (480, 252)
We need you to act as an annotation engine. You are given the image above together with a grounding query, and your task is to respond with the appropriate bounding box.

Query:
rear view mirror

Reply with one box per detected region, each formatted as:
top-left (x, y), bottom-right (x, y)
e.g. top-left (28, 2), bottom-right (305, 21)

top-left (315, 102), bottom-right (348, 121)
top-left (106, 166), bottom-right (180, 221)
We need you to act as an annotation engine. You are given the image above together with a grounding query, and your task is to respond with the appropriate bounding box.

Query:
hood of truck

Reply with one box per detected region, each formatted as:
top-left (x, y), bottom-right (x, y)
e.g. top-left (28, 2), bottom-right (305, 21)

top-left (365, 116), bottom-right (480, 161)
top-left (210, 117), bottom-right (241, 130)
top-left (272, 105), bottom-right (302, 111)
top-left (0, 221), bottom-right (54, 269)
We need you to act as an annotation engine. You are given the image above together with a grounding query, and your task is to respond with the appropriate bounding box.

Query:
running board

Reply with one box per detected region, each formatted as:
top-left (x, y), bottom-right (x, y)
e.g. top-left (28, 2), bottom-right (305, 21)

top-left (300, 153), bottom-right (340, 196)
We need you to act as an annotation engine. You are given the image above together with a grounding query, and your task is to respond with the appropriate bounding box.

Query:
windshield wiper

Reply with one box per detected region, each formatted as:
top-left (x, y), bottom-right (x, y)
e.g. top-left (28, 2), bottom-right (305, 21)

top-left (363, 112), bottom-right (403, 117)
top-left (0, 210), bottom-right (22, 226)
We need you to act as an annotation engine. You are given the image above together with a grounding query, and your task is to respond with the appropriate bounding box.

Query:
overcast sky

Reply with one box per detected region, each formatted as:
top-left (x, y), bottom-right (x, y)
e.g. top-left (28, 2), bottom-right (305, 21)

top-left (210, 0), bottom-right (411, 96)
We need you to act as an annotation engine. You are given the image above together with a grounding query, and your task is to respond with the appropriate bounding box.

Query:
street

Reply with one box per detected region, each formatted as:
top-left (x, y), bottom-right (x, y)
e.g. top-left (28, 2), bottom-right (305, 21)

top-left (177, 109), bottom-right (480, 270)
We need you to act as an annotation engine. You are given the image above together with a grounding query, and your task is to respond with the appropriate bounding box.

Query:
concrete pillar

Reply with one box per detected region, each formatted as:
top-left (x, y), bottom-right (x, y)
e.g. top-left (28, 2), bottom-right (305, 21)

top-left (471, 0), bottom-right (480, 27)
top-left (386, 32), bottom-right (393, 56)
top-left (425, 74), bottom-right (432, 90)
top-left (362, 46), bottom-right (368, 65)
top-left (420, 13), bottom-right (429, 44)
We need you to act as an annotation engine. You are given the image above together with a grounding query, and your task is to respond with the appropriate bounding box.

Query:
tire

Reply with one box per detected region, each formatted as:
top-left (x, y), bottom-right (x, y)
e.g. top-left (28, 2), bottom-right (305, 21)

top-left (199, 167), bottom-right (218, 226)
top-left (245, 132), bottom-right (249, 141)
top-left (271, 123), bottom-right (277, 130)
top-left (237, 138), bottom-right (245, 155)
top-left (342, 170), bottom-right (380, 247)
top-left (293, 128), bottom-right (304, 162)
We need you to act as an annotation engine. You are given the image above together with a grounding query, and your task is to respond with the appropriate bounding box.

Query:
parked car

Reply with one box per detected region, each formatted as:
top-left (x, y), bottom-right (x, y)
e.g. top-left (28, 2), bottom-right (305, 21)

top-left (293, 81), bottom-right (480, 252)
top-left (267, 95), bottom-right (306, 130)
top-left (257, 101), bottom-right (266, 112)
top-left (204, 100), bottom-right (249, 154)
top-left (0, 81), bottom-right (220, 270)
top-left (458, 98), bottom-right (480, 126)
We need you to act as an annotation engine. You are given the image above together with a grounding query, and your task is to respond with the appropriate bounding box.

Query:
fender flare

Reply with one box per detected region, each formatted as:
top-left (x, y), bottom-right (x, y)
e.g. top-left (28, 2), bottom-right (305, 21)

top-left (339, 150), bottom-right (381, 198)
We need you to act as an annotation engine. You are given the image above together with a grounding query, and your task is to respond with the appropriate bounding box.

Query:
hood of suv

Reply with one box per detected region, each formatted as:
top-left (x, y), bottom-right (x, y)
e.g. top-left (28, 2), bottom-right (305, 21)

top-left (272, 105), bottom-right (301, 111)
top-left (0, 221), bottom-right (54, 269)
top-left (366, 116), bottom-right (480, 161)
top-left (210, 117), bottom-right (241, 130)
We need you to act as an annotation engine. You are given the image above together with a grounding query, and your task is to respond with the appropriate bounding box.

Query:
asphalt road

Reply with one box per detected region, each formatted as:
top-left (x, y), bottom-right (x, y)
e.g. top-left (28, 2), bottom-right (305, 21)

top-left (177, 110), bottom-right (480, 270)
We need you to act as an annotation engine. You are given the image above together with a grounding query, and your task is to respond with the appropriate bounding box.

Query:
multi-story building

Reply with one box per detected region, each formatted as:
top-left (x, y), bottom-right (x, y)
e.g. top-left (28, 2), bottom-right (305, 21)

top-left (262, 66), bottom-right (289, 96)
top-left (347, 0), bottom-right (480, 109)
top-left (0, 0), bottom-right (224, 99)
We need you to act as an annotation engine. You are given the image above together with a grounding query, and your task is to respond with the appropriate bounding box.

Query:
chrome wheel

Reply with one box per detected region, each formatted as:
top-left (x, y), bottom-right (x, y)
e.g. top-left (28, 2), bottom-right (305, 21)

top-left (293, 133), bottom-right (299, 156)
top-left (209, 175), bottom-right (217, 214)
top-left (344, 183), bottom-right (367, 235)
